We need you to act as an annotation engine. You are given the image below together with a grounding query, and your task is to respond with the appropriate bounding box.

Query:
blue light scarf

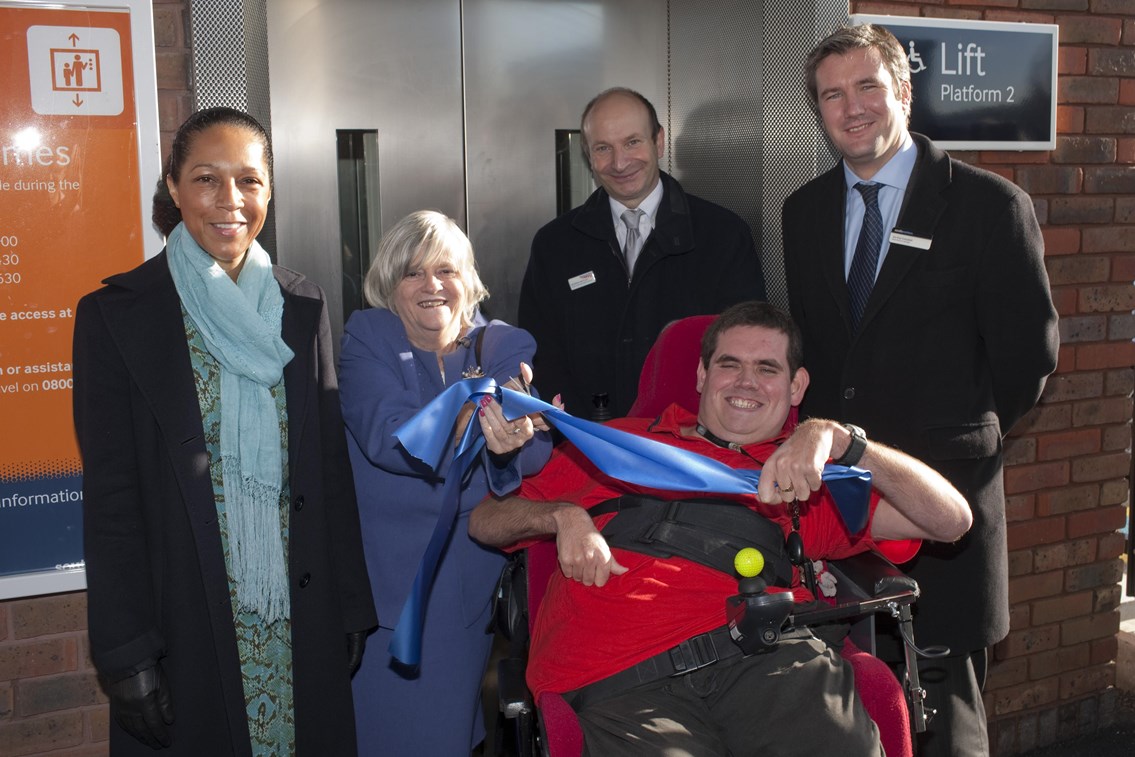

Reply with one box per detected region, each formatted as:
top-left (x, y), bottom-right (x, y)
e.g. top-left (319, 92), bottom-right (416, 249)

top-left (167, 223), bottom-right (295, 622)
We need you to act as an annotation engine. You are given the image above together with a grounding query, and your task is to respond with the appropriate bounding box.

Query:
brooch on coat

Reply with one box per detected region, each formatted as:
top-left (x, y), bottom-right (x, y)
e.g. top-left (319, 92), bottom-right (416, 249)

top-left (456, 333), bottom-right (485, 379)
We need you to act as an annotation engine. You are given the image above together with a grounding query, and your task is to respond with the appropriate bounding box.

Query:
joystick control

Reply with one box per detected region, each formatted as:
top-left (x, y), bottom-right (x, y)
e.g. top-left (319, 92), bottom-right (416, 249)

top-left (726, 547), bottom-right (793, 654)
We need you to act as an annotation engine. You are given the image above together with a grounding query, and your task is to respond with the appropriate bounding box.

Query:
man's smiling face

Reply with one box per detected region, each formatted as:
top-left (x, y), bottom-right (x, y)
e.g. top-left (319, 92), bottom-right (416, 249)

top-left (814, 45), bottom-right (911, 180)
top-left (696, 325), bottom-right (809, 446)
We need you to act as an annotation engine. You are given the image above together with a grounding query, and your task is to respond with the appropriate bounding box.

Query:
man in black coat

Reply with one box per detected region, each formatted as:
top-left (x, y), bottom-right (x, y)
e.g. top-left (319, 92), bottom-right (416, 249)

top-left (781, 25), bottom-right (1059, 757)
top-left (520, 87), bottom-right (765, 419)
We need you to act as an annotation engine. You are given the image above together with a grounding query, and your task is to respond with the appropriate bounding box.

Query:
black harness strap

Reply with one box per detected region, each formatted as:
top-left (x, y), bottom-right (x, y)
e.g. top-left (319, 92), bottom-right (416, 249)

top-left (591, 495), bottom-right (794, 588)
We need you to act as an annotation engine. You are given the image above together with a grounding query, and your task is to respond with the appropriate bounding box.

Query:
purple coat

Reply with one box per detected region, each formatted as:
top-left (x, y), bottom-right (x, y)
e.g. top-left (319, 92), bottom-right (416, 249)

top-left (339, 307), bottom-right (551, 754)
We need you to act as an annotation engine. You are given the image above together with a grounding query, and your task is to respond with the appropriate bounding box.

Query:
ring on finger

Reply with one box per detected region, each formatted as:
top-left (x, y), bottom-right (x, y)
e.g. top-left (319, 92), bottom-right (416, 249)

top-left (779, 483), bottom-right (794, 493)
top-left (509, 425), bottom-right (522, 435)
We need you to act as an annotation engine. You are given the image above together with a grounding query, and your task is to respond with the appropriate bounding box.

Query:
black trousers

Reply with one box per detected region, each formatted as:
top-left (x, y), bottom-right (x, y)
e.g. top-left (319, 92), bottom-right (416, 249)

top-left (911, 648), bottom-right (990, 757)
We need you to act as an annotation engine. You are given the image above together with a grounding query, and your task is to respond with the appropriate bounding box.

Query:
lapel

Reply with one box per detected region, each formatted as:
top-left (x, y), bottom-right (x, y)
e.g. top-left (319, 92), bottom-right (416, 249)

top-left (855, 133), bottom-right (950, 334)
top-left (629, 173), bottom-right (695, 284)
top-left (572, 185), bottom-right (620, 246)
top-left (99, 255), bottom-right (321, 508)
top-left (813, 166), bottom-right (854, 333)
top-left (648, 172), bottom-right (695, 258)
top-left (99, 254), bottom-right (214, 509)
top-left (570, 172), bottom-right (696, 280)
top-left (277, 267), bottom-right (319, 474)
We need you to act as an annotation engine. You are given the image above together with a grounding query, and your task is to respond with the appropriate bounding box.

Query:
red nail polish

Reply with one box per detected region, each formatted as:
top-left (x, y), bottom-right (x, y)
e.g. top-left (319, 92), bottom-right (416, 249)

top-left (478, 407), bottom-right (485, 417)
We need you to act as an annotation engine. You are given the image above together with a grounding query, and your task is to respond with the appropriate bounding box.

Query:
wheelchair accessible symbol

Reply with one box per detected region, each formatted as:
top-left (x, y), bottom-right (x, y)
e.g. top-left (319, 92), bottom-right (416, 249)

top-left (907, 41), bottom-right (926, 74)
top-left (26, 25), bottom-right (125, 116)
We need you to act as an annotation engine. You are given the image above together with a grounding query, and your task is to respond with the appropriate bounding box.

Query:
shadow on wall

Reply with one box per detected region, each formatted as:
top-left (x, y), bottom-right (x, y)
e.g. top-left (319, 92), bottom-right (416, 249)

top-left (671, 96), bottom-right (779, 304)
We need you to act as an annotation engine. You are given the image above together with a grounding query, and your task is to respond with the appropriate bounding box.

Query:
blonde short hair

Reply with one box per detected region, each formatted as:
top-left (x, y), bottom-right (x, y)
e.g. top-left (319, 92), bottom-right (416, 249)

top-left (363, 210), bottom-right (489, 328)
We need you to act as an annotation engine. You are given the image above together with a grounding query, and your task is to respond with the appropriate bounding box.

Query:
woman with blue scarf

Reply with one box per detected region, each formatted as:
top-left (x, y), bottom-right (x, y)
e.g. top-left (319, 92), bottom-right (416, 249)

top-left (73, 107), bottom-right (377, 756)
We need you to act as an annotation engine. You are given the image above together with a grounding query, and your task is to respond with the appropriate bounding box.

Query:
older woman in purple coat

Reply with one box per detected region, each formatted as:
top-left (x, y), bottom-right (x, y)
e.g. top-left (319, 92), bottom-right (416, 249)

top-left (340, 210), bottom-right (552, 755)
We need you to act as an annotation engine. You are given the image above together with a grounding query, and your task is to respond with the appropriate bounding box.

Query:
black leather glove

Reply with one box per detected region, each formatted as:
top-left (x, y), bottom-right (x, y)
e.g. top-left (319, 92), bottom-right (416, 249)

top-left (107, 663), bottom-right (174, 749)
top-left (347, 630), bottom-right (368, 676)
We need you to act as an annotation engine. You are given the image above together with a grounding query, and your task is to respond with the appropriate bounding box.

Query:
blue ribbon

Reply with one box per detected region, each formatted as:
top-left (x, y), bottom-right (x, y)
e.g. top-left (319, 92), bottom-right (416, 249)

top-left (388, 378), bottom-right (872, 666)
top-left (386, 379), bottom-right (498, 666)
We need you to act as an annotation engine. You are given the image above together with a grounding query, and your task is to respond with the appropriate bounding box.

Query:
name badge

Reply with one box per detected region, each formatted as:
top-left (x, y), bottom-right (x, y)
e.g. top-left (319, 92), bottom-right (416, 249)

top-left (889, 229), bottom-right (932, 250)
top-left (568, 271), bottom-right (597, 291)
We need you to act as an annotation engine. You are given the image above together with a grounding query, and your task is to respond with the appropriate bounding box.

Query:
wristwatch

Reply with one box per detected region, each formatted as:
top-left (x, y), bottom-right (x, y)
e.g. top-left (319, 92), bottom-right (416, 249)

top-left (833, 423), bottom-right (867, 467)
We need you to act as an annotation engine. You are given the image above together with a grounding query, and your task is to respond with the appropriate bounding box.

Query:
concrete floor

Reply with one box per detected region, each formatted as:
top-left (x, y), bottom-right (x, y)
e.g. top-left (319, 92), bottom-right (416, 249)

top-left (1015, 692), bottom-right (1135, 757)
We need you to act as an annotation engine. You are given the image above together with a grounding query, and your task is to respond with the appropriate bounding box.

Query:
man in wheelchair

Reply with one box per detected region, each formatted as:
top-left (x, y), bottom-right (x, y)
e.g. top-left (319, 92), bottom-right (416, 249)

top-left (470, 301), bottom-right (971, 756)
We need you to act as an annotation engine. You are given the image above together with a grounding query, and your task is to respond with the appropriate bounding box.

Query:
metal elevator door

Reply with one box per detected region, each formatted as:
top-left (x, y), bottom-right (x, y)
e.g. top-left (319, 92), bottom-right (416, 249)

top-left (266, 0), bottom-right (842, 341)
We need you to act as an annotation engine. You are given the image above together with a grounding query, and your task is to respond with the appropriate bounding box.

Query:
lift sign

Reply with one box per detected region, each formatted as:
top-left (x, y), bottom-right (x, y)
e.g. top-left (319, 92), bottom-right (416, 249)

top-left (853, 15), bottom-right (1058, 151)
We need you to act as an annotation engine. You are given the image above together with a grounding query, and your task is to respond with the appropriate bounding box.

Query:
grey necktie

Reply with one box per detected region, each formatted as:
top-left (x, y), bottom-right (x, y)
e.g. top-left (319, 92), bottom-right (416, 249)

top-left (621, 208), bottom-right (645, 274)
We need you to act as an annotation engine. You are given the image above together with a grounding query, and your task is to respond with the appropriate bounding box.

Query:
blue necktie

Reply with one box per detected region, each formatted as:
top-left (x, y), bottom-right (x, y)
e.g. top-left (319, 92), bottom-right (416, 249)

top-left (387, 380), bottom-right (873, 666)
top-left (848, 182), bottom-right (882, 330)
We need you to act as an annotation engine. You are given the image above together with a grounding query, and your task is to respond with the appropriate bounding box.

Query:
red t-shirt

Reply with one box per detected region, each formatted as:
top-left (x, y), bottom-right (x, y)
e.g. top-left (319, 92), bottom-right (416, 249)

top-left (516, 404), bottom-right (918, 697)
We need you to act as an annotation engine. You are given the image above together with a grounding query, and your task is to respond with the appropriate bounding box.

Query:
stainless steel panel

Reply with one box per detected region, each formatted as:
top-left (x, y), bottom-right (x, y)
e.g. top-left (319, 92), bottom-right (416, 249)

top-left (267, 0), bottom-right (466, 339)
top-left (463, 0), bottom-right (668, 324)
top-left (259, 0), bottom-right (842, 334)
top-left (668, 0), bottom-right (764, 300)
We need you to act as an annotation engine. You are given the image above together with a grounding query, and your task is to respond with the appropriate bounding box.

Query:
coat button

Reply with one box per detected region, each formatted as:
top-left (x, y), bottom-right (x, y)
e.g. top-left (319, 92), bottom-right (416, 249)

top-left (299, 573), bottom-right (311, 588)
top-left (294, 495), bottom-right (305, 511)
top-left (843, 387), bottom-right (856, 400)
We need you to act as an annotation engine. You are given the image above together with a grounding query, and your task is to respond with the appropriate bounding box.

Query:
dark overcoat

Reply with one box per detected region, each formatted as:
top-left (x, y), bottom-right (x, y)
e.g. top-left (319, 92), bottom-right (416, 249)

top-left (519, 171), bottom-right (765, 418)
top-left (782, 133), bottom-right (1059, 652)
top-left (73, 252), bottom-right (378, 756)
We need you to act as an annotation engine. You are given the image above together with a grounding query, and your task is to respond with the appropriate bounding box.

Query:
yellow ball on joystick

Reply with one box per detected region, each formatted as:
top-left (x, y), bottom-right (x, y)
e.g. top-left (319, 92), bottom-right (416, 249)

top-left (734, 547), bottom-right (765, 578)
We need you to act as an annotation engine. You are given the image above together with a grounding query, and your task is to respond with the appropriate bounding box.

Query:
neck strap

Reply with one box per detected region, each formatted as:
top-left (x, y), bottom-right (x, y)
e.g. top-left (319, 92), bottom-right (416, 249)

top-left (696, 422), bottom-right (744, 452)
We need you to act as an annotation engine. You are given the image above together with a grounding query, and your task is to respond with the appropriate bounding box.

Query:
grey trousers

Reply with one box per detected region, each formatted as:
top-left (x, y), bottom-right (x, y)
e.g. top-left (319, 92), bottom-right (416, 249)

top-left (573, 636), bottom-right (883, 757)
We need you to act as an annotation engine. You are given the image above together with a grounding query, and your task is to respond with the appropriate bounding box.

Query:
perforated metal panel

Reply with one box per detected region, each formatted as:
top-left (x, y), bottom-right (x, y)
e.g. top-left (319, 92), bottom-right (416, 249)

top-left (756, 1), bottom-right (848, 306)
top-left (669, 0), bottom-right (846, 308)
top-left (187, 0), bottom-right (276, 255)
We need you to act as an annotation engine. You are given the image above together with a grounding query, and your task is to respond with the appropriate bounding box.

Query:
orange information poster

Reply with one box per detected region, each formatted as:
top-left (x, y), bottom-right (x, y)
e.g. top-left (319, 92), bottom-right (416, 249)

top-left (0, 4), bottom-right (148, 582)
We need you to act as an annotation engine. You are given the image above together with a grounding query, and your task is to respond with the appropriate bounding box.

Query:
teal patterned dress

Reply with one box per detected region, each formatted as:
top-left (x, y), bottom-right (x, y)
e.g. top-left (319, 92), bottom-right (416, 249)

top-left (185, 312), bottom-right (296, 756)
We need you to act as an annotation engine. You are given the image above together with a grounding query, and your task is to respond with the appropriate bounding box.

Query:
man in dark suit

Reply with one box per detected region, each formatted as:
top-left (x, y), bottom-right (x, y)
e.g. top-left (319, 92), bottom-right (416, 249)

top-left (781, 24), bottom-right (1059, 757)
top-left (520, 87), bottom-right (765, 419)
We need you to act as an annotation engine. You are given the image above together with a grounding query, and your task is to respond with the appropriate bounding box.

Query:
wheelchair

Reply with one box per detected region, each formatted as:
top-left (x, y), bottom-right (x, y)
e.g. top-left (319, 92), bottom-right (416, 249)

top-left (491, 315), bottom-right (941, 757)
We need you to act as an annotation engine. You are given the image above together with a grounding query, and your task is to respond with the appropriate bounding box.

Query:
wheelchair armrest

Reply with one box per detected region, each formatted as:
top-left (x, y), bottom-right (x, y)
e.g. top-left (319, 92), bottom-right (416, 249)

top-left (493, 554), bottom-right (530, 644)
top-left (498, 655), bottom-right (534, 719)
top-left (827, 550), bottom-right (919, 602)
top-left (790, 552), bottom-right (919, 629)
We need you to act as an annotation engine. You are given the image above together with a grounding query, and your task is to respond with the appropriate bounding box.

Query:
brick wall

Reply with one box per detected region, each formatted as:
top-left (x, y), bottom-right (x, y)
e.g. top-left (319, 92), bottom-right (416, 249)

top-left (2, 1), bottom-right (1131, 755)
top-left (851, 0), bottom-right (1135, 754)
top-left (152, 0), bottom-right (193, 158)
top-left (0, 3), bottom-right (190, 756)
